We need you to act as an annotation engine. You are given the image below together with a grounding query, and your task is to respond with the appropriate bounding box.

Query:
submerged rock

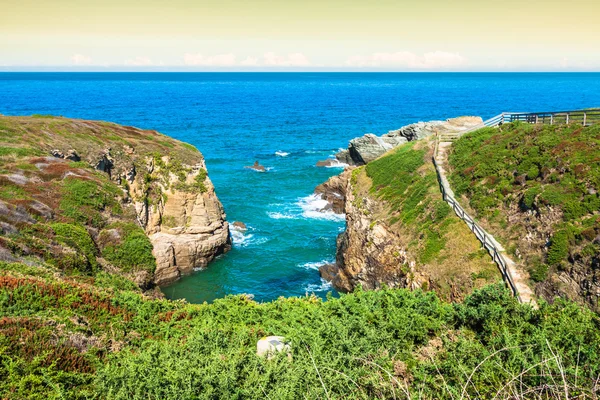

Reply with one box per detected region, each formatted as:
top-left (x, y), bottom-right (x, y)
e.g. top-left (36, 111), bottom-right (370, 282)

top-left (232, 221), bottom-right (247, 231)
top-left (316, 158), bottom-right (344, 167)
top-left (245, 161), bottom-right (266, 172)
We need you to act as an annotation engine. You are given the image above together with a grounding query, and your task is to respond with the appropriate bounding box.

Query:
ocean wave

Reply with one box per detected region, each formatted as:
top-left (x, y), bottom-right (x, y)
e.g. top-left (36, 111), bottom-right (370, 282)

top-left (304, 278), bottom-right (333, 292)
top-left (266, 211), bottom-right (297, 220)
top-left (230, 224), bottom-right (269, 247)
top-left (275, 151), bottom-right (289, 157)
top-left (323, 159), bottom-right (348, 168)
top-left (298, 259), bottom-right (334, 270)
top-left (298, 194), bottom-right (345, 221)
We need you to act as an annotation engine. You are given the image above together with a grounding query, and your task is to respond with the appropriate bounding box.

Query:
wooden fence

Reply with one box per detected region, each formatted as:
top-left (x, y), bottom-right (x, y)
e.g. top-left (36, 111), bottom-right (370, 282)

top-left (432, 136), bottom-right (521, 301)
top-left (431, 108), bottom-right (599, 302)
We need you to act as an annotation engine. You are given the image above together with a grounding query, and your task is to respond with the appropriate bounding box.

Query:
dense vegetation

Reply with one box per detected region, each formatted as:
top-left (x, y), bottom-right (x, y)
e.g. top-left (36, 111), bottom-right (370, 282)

top-left (448, 122), bottom-right (600, 305)
top-left (2, 261), bottom-right (599, 399)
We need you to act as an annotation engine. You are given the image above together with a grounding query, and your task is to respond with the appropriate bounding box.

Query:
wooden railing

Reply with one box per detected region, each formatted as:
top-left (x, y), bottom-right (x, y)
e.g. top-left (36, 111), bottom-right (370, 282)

top-left (432, 135), bottom-right (522, 301)
top-left (430, 107), bottom-right (598, 303)
top-left (456, 108), bottom-right (600, 138)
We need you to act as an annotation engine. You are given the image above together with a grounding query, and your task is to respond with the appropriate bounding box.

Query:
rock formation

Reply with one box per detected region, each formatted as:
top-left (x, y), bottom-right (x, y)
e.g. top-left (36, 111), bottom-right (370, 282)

top-left (336, 116), bottom-right (483, 166)
top-left (313, 169), bottom-right (351, 214)
top-left (0, 115), bottom-right (231, 288)
top-left (245, 161), bottom-right (266, 172)
top-left (120, 155), bottom-right (230, 286)
top-left (328, 173), bottom-right (412, 292)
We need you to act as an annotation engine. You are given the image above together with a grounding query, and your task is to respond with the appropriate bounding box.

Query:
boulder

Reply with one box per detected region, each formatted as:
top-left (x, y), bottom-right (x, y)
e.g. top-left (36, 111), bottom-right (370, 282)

top-left (313, 170), bottom-right (350, 214)
top-left (319, 263), bottom-right (339, 282)
top-left (256, 336), bottom-right (291, 359)
top-left (232, 221), bottom-right (247, 231)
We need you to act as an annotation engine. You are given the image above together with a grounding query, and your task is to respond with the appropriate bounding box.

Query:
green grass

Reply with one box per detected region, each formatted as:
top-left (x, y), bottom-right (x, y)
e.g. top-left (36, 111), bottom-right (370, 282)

top-left (1, 273), bottom-right (600, 399)
top-left (0, 146), bottom-right (42, 158)
top-left (448, 122), bottom-right (600, 292)
top-left (100, 223), bottom-right (156, 273)
top-left (365, 142), bottom-right (451, 264)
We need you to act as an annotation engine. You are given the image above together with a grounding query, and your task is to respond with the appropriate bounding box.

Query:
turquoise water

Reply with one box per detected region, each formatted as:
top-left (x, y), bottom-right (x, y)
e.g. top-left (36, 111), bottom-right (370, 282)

top-left (1, 73), bottom-right (600, 302)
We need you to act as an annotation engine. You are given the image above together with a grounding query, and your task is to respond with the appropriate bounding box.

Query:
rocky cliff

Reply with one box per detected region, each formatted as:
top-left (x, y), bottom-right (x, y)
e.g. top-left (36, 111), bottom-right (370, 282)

top-left (323, 138), bottom-right (500, 301)
top-left (0, 115), bottom-right (230, 288)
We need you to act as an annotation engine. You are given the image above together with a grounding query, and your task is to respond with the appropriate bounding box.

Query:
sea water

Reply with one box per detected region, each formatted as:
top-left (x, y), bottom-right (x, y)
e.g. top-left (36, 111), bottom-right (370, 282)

top-left (1, 72), bottom-right (599, 302)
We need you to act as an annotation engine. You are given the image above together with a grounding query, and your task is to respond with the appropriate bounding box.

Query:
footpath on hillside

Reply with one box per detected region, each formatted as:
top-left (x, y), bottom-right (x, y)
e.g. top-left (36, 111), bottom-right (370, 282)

top-left (433, 137), bottom-right (536, 305)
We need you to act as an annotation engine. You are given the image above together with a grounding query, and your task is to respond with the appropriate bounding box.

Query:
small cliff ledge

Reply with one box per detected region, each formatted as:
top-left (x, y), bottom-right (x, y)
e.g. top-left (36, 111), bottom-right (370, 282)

top-left (336, 116), bottom-right (482, 166)
top-left (0, 115), bottom-right (230, 288)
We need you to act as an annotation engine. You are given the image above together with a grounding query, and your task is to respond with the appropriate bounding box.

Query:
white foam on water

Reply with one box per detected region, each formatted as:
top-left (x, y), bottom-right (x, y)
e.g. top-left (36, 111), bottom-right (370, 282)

top-left (297, 194), bottom-right (345, 221)
top-left (304, 278), bottom-right (333, 292)
top-left (298, 259), bottom-right (334, 271)
top-left (275, 151), bottom-right (289, 157)
top-left (267, 211), bottom-right (297, 220)
top-left (230, 224), bottom-right (269, 247)
top-left (323, 159), bottom-right (348, 168)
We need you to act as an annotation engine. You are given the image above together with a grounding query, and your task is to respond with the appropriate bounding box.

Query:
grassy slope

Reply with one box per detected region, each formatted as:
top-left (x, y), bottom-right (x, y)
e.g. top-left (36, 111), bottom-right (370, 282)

top-left (3, 116), bottom-right (600, 398)
top-left (351, 140), bottom-right (499, 300)
top-left (448, 122), bottom-right (600, 306)
top-left (2, 262), bottom-right (600, 399)
top-left (0, 115), bottom-right (213, 290)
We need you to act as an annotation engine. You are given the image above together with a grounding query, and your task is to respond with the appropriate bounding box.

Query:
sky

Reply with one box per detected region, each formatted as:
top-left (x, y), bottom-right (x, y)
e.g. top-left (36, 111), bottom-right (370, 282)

top-left (1, 0), bottom-right (599, 71)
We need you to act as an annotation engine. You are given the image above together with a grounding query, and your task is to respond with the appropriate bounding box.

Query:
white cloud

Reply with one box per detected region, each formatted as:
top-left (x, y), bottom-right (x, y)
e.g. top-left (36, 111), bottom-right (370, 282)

top-left (125, 56), bottom-right (154, 66)
top-left (240, 56), bottom-right (260, 66)
top-left (346, 51), bottom-right (467, 69)
top-left (263, 52), bottom-right (311, 67)
top-left (183, 53), bottom-right (236, 66)
top-left (70, 54), bottom-right (92, 65)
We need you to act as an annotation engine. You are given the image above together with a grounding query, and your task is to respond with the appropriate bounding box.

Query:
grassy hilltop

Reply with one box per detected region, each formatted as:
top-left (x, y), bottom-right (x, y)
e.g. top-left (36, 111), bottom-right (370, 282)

top-left (448, 122), bottom-right (600, 309)
top-left (2, 116), bottom-right (600, 398)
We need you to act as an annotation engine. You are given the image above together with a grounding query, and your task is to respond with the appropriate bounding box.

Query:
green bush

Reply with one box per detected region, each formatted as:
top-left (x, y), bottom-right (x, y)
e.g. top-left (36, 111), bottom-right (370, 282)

top-left (50, 223), bottom-right (98, 273)
top-left (60, 178), bottom-right (122, 227)
top-left (547, 230), bottom-right (570, 266)
top-left (101, 223), bottom-right (156, 273)
top-left (529, 262), bottom-right (549, 282)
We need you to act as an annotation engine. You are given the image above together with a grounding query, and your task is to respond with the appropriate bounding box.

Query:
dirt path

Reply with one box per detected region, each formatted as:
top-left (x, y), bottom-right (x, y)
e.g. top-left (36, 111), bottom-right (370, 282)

top-left (434, 139), bottom-right (536, 305)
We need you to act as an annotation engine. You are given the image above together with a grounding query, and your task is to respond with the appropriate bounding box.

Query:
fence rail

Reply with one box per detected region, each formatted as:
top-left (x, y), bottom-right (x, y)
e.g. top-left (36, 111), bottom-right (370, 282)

top-left (431, 108), bottom-right (599, 303)
top-left (456, 108), bottom-right (600, 138)
top-left (432, 136), bottom-right (522, 301)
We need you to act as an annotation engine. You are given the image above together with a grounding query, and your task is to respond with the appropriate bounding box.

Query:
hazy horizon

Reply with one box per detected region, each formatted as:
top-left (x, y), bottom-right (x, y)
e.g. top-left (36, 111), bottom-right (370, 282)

top-left (1, 0), bottom-right (599, 72)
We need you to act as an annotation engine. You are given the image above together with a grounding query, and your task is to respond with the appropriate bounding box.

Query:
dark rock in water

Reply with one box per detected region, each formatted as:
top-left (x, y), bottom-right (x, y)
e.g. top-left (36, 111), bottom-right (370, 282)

top-left (314, 170), bottom-right (350, 214)
top-left (232, 221), bottom-right (247, 231)
top-left (245, 161), bottom-right (266, 172)
top-left (316, 158), bottom-right (341, 167)
top-left (319, 263), bottom-right (339, 282)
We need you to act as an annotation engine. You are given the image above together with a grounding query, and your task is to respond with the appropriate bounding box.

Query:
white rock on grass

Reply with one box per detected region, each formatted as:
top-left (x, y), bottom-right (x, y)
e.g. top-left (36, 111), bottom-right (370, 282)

top-left (256, 336), bottom-right (291, 359)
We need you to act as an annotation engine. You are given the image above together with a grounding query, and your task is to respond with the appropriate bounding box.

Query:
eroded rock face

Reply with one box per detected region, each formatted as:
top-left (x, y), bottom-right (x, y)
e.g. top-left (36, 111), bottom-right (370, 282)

top-left (51, 142), bottom-right (231, 287)
top-left (331, 179), bottom-right (413, 292)
top-left (336, 116), bottom-right (483, 166)
top-left (127, 157), bottom-right (231, 286)
top-left (313, 170), bottom-right (351, 214)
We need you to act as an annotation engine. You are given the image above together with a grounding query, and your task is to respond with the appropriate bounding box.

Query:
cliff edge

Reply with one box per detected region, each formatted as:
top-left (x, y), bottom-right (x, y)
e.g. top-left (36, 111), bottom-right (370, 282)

top-left (0, 115), bottom-right (230, 288)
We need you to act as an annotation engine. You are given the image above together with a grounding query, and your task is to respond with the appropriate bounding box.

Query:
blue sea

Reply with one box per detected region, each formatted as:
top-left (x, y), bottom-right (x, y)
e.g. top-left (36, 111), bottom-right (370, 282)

top-left (1, 72), bottom-right (599, 303)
